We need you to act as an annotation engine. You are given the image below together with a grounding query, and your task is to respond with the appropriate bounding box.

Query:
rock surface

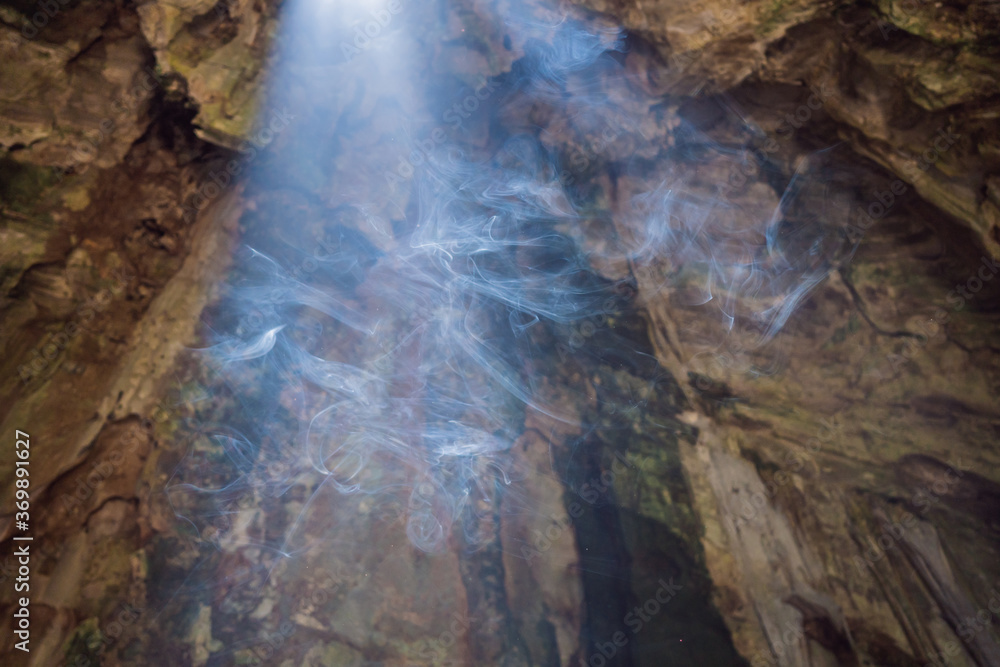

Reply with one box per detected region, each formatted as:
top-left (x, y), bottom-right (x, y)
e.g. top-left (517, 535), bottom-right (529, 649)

top-left (1, 0), bottom-right (998, 665)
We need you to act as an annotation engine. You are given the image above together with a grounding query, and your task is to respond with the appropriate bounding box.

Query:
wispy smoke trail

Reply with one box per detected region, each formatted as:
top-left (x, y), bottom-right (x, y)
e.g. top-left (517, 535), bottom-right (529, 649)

top-left (176, 1), bottom-right (854, 556)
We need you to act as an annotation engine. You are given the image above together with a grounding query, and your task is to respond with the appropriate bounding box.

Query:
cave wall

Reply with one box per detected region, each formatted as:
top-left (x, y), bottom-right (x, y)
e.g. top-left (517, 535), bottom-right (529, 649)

top-left (1, 0), bottom-right (999, 665)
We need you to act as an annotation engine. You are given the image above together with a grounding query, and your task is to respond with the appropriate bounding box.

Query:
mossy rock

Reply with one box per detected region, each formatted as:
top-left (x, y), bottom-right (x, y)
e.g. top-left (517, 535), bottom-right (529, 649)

top-left (63, 617), bottom-right (104, 666)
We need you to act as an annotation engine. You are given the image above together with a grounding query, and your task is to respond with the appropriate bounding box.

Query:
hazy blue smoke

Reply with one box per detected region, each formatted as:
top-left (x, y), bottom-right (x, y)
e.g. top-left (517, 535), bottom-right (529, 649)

top-left (179, 3), bottom-right (852, 556)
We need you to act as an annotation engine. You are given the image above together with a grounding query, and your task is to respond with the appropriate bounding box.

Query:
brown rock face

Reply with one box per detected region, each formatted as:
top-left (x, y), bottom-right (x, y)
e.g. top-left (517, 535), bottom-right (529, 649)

top-left (1, 0), bottom-right (999, 666)
top-left (578, 0), bottom-right (1000, 257)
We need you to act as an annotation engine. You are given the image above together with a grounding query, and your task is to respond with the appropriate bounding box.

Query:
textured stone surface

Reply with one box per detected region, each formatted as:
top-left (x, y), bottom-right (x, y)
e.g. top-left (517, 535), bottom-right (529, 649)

top-left (1, 0), bottom-right (999, 665)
